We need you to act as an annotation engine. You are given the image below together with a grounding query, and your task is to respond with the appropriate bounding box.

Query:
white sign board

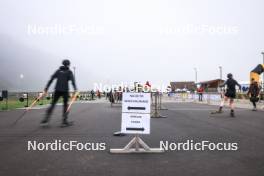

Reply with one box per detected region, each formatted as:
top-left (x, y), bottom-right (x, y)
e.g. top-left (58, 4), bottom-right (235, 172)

top-left (121, 113), bottom-right (150, 134)
top-left (121, 93), bottom-right (151, 134)
top-left (122, 93), bottom-right (151, 113)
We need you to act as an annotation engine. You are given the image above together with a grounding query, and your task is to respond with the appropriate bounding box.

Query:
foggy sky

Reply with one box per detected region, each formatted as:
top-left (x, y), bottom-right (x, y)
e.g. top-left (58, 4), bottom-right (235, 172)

top-left (0, 0), bottom-right (264, 91)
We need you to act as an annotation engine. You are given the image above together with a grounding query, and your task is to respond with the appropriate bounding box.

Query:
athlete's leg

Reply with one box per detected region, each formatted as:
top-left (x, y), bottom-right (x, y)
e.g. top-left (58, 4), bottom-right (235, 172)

top-left (252, 98), bottom-right (257, 110)
top-left (42, 91), bottom-right (61, 123)
top-left (218, 96), bottom-right (228, 112)
top-left (62, 92), bottom-right (69, 122)
top-left (229, 99), bottom-right (234, 109)
top-left (229, 99), bottom-right (235, 117)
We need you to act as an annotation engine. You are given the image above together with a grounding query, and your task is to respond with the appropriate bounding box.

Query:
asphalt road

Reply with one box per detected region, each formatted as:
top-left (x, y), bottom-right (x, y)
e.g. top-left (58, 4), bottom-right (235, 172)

top-left (0, 101), bottom-right (264, 176)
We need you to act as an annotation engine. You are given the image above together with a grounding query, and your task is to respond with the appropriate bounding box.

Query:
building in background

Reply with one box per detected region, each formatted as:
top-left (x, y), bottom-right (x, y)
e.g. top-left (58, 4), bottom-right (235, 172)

top-left (198, 79), bottom-right (225, 92)
top-left (170, 81), bottom-right (196, 92)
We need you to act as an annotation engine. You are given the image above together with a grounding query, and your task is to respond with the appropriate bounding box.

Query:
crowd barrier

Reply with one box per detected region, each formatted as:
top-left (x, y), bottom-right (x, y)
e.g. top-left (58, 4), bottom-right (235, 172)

top-left (166, 92), bottom-right (264, 108)
top-left (167, 92), bottom-right (222, 104)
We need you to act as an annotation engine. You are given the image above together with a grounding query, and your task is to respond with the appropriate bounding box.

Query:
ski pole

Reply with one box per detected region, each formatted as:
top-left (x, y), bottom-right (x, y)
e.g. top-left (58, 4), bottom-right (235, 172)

top-left (12, 91), bottom-right (47, 126)
top-left (66, 92), bottom-right (79, 113)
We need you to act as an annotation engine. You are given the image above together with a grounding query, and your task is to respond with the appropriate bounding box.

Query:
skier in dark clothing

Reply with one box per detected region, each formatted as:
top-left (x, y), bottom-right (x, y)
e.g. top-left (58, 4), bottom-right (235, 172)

top-left (213, 73), bottom-right (241, 117)
top-left (247, 79), bottom-right (261, 111)
top-left (41, 59), bottom-right (77, 126)
top-left (90, 90), bottom-right (95, 100)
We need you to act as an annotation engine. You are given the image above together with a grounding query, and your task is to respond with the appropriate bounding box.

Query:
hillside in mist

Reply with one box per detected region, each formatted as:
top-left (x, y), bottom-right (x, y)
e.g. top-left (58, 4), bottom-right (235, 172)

top-left (0, 34), bottom-right (61, 91)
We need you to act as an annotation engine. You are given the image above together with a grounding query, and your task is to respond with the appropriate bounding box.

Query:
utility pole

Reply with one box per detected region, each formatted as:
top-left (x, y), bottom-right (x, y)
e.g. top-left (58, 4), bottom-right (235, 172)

top-left (261, 52), bottom-right (264, 91)
top-left (194, 67), bottom-right (198, 83)
top-left (219, 66), bottom-right (223, 80)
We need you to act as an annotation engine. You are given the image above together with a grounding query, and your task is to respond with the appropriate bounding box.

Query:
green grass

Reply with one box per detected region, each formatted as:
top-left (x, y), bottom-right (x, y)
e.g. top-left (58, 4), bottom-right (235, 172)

top-left (0, 97), bottom-right (100, 111)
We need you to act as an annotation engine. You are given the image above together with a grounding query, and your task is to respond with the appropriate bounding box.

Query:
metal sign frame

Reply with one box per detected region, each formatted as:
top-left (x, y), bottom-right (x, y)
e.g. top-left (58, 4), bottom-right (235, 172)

top-left (110, 92), bottom-right (164, 154)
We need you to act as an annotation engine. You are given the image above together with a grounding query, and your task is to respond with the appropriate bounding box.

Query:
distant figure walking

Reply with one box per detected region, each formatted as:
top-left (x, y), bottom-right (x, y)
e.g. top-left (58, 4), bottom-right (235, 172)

top-left (90, 90), bottom-right (95, 100)
top-left (97, 90), bottom-right (101, 99)
top-left (197, 86), bottom-right (204, 102)
top-left (247, 79), bottom-right (261, 111)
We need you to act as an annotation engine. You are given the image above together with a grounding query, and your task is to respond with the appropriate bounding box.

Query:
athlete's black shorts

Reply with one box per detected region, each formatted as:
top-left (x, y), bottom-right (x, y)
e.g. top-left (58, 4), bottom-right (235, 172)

top-left (225, 91), bottom-right (236, 99)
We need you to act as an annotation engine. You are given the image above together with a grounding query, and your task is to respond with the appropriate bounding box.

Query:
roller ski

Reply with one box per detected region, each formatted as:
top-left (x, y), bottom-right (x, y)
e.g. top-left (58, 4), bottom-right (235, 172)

top-left (211, 110), bottom-right (223, 114)
top-left (113, 131), bottom-right (126, 137)
top-left (252, 107), bottom-right (257, 111)
top-left (230, 110), bottom-right (235, 118)
top-left (60, 120), bottom-right (74, 128)
top-left (211, 107), bottom-right (223, 114)
top-left (40, 119), bottom-right (50, 128)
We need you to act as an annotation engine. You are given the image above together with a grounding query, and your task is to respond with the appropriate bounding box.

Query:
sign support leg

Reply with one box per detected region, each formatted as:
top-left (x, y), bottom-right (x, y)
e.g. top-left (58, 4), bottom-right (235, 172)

top-left (151, 92), bottom-right (167, 118)
top-left (110, 135), bottom-right (164, 154)
top-left (158, 94), bottom-right (168, 110)
top-left (5, 97), bottom-right (8, 110)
